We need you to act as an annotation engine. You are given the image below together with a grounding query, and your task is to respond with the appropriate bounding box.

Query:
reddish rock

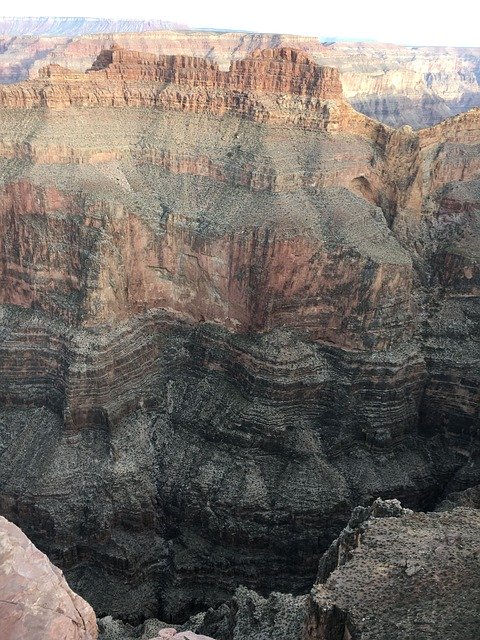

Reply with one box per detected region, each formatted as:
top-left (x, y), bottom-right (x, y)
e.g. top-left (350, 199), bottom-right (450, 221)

top-left (0, 516), bottom-right (97, 640)
top-left (85, 46), bottom-right (343, 100)
top-left (0, 46), bottom-right (347, 132)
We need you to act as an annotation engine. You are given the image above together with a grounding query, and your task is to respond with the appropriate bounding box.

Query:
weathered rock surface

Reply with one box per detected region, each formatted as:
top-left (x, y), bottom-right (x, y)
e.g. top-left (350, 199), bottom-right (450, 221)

top-left (0, 47), bottom-right (478, 623)
top-left (0, 515), bottom-right (97, 639)
top-left (0, 29), bottom-right (479, 127)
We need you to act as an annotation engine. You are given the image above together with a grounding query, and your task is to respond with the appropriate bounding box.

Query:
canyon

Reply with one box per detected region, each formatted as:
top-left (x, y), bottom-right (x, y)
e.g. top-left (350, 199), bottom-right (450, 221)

top-left (7, 498), bottom-right (477, 639)
top-left (0, 42), bottom-right (478, 636)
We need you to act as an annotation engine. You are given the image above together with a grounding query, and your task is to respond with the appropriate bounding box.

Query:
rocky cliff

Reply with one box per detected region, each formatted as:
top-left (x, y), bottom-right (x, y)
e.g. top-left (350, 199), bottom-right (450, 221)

top-left (0, 47), bottom-right (478, 624)
top-left (307, 501), bottom-right (480, 639)
top-left (0, 29), bottom-right (479, 127)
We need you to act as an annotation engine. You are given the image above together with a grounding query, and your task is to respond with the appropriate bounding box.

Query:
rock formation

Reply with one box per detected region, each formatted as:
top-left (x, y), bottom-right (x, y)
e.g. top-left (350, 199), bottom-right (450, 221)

top-left (0, 515), bottom-right (97, 639)
top-left (308, 502), bottom-right (480, 639)
top-left (0, 29), bottom-right (479, 127)
top-left (0, 46), bottom-right (478, 624)
top-left (186, 499), bottom-right (480, 640)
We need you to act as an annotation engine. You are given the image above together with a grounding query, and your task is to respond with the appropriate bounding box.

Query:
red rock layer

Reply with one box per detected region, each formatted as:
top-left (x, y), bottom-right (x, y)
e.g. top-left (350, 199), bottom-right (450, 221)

top-left (86, 46), bottom-right (343, 99)
top-left (0, 187), bottom-right (411, 351)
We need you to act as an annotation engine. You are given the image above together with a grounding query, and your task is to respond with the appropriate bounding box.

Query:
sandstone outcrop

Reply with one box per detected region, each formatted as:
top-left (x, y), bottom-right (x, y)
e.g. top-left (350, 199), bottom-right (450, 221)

top-left (0, 515), bottom-right (97, 640)
top-left (0, 47), bottom-right (346, 133)
top-left (0, 47), bottom-right (478, 623)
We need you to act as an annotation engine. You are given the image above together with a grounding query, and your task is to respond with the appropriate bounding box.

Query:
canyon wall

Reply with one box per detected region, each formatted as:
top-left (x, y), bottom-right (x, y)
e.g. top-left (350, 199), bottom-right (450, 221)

top-left (0, 47), bottom-right (478, 623)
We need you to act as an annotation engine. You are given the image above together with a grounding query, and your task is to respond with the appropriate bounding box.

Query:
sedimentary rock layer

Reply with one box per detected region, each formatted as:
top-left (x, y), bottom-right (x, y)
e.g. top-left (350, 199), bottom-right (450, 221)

top-left (0, 48), bottom-right (478, 622)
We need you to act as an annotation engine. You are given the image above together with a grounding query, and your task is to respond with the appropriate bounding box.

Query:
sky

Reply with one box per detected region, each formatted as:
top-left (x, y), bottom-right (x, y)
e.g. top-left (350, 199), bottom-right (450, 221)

top-left (3, 0), bottom-right (479, 47)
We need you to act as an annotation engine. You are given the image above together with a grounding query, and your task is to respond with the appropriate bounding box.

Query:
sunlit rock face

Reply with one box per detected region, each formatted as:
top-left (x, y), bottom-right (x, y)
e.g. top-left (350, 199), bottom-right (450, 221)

top-left (0, 47), bottom-right (478, 622)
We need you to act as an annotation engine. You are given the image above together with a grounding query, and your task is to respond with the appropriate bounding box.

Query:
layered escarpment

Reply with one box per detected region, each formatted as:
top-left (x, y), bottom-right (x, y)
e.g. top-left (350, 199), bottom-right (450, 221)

top-left (0, 48), bottom-right (478, 623)
top-left (0, 47), bottom-right (350, 135)
top-left (1, 30), bottom-right (479, 127)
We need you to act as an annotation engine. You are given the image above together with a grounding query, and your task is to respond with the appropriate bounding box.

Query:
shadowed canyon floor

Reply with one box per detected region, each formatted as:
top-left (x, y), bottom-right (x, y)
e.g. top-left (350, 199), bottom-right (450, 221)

top-left (0, 46), bottom-right (478, 626)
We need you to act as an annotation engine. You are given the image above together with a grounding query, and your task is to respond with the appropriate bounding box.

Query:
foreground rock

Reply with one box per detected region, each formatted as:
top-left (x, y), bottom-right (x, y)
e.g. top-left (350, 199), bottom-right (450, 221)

top-left (189, 500), bottom-right (480, 640)
top-left (0, 515), bottom-right (97, 640)
top-left (308, 501), bottom-right (480, 639)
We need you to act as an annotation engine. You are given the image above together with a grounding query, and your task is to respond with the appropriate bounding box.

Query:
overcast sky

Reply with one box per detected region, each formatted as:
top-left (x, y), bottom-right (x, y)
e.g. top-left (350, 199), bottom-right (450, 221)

top-left (4, 0), bottom-right (479, 46)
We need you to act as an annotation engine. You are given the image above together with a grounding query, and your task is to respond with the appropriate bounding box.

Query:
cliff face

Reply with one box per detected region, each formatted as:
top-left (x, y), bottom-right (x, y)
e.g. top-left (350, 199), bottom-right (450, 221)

top-left (0, 47), bottom-right (478, 623)
top-left (0, 30), bottom-right (479, 127)
top-left (307, 501), bottom-right (480, 640)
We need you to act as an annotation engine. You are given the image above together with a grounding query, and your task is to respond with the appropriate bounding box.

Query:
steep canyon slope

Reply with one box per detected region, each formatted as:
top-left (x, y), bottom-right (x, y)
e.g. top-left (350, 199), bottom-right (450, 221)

top-left (180, 500), bottom-right (480, 640)
top-left (0, 47), bottom-right (478, 623)
top-left (0, 28), bottom-right (479, 127)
